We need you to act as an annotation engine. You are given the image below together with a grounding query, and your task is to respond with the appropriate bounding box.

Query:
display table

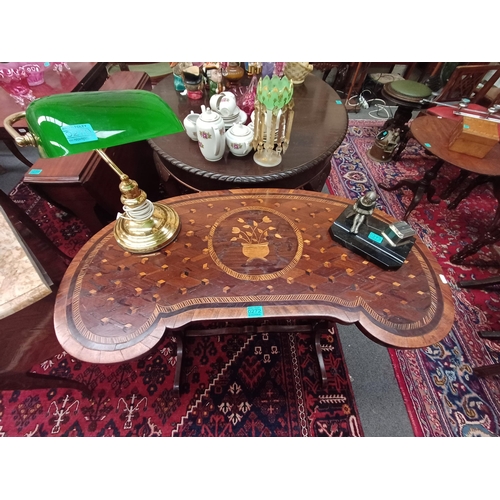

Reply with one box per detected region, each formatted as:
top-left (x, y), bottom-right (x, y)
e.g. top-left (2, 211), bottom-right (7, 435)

top-left (54, 189), bottom-right (454, 393)
top-left (150, 74), bottom-right (348, 192)
top-left (380, 114), bottom-right (500, 263)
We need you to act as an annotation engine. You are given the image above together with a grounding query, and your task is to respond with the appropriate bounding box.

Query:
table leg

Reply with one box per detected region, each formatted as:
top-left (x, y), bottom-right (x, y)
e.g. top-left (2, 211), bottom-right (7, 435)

top-left (173, 334), bottom-right (184, 398)
top-left (441, 170), bottom-right (471, 202)
top-left (313, 321), bottom-right (329, 388)
top-left (458, 276), bottom-right (500, 289)
top-left (448, 174), bottom-right (490, 210)
top-left (3, 138), bottom-right (33, 168)
top-left (473, 332), bottom-right (500, 377)
top-left (392, 127), bottom-right (411, 162)
top-left (0, 372), bottom-right (92, 398)
top-left (379, 159), bottom-right (444, 220)
top-left (451, 178), bottom-right (500, 264)
top-left (474, 363), bottom-right (500, 377)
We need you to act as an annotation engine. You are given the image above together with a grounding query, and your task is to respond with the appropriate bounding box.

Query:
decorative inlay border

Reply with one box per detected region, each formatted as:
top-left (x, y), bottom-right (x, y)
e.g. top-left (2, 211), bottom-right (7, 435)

top-left (67, 192), bottom-right (443, 348)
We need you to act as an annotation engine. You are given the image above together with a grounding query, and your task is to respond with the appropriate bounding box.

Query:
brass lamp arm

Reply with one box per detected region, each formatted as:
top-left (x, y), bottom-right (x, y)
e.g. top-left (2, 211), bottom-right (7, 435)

top-left (3, 112), bottom-right (38, 147)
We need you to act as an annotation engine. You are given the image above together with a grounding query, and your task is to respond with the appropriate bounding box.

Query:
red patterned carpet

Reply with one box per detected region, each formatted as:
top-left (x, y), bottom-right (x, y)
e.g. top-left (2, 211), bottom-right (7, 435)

top-left (0, 183), bottom-right (362, 437)
top-left (327, 119), bottom-right (500, 437)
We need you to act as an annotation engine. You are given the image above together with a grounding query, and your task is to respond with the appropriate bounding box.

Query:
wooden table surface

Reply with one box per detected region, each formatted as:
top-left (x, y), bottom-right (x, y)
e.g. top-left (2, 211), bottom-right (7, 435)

top-left (0, 62), bottom-right (107, 139)
top-left (411, 114), bottom-right (500, 175)
top-left (150, 74), bottom-right (348, 192)
top-left (54, 189), bottom-right (454, 364)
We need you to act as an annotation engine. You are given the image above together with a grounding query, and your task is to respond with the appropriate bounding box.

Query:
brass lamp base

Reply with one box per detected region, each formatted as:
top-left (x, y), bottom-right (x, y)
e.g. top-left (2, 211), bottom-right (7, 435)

top-left (114, 202), bottom-right (181, 254)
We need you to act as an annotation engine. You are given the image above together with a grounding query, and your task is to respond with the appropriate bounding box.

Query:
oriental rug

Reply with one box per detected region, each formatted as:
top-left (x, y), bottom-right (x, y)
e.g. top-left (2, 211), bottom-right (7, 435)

top-left (327, 119), bottom-right (500, 437)
top-left (0, 183), bottom-right (362, 437)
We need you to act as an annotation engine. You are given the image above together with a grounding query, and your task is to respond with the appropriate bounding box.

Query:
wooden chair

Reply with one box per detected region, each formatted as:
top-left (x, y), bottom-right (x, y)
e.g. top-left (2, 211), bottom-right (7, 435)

top-left (433, 64), bottom-right (500, 104)
top-left (0, 189), bottom-right (91, 396)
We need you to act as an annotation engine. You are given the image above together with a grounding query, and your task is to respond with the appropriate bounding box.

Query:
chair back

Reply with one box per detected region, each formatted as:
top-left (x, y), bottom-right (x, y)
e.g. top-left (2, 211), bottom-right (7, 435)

top-left (434, 64), bottom-right (500, 103)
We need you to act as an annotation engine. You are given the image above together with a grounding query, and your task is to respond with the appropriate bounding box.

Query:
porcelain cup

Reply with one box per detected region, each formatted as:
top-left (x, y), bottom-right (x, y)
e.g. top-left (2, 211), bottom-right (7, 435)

top-left (183, 111), bottom-right (199, 141)
top-left (210, 91), bottom-right (237, 117)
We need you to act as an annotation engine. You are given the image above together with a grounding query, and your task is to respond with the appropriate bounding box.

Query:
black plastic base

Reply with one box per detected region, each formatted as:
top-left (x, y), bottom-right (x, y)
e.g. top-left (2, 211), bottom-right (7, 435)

top-left (329, 208), bottom-right (415, 270)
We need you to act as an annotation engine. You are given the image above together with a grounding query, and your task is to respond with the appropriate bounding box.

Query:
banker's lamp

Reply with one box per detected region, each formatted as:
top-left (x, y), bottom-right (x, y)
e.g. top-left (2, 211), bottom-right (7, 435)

top-left (3, 90), bottom-right (185, 254)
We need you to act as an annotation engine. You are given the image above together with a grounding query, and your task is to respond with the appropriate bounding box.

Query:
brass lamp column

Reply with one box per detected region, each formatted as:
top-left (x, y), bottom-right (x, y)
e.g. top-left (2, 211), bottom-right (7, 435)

top-left (95, 149), bottom-right (181, 253)
top-left (3, 89), bottom-right (185, 253)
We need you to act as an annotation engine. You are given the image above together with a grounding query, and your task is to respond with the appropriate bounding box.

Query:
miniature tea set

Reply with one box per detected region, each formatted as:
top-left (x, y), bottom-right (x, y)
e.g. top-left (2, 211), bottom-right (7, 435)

top-left (183, 90), bottom-right (253, 161)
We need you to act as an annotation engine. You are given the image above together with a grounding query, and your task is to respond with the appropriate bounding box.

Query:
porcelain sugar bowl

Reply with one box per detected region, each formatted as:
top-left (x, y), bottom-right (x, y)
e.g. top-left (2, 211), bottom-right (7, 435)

top-left (196, 105), bottom-right (226, 161)
top-left (225, 123), bottom-right (254, 157)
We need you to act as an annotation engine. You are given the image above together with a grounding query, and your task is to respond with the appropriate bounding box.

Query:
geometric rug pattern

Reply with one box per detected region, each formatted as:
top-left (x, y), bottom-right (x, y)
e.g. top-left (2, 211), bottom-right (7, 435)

top-left (0, 325), bottom-right (362, 437)
top-left (327, 119), bottom-right (500, 436)
top-left (1, 184), bottom-right (363, 437)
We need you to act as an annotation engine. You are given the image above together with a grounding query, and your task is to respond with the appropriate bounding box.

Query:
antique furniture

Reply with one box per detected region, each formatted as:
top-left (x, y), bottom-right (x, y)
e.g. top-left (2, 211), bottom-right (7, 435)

top-left (0, 62), bottom-right (108, 170)
top-left (150, 73), bottom-right (348, 193)
top-left (382, 64), bottom-right (500, 160)
top-left (22, 71), bottom-right (164, 234)
top-left (372, 80), bottom-right (433, 161)
top-left (52, 188), bottom-right (454, 395)
top-left (433, 64), bottom-right (500, 104)
top-left (379, 114), bottom-right (500, 264)
top-left (0, 189), bottom-right (90, 395)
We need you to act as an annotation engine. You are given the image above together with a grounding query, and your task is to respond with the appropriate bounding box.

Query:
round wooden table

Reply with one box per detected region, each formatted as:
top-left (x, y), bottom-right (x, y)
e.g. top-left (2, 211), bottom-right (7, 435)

top-left (149, 74), bottom-right (348, 192)
top-left (380, 114), bottom-right (500, 263)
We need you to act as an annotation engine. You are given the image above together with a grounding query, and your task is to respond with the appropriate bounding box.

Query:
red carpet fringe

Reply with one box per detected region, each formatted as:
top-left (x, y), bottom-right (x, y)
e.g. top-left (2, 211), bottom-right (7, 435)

top-left (0, 183), bottom-right (363, 437)
top-left (327, 119), bottom-right (500, 437)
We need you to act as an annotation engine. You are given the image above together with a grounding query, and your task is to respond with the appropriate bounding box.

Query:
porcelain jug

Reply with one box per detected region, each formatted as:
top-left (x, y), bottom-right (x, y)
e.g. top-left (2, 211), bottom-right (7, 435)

top-left (183, 111), bottom-right (199, 141)
top-left (226, 123), bottom-right (254, 157)
top-left (196, 105), bottom-right (226, 161)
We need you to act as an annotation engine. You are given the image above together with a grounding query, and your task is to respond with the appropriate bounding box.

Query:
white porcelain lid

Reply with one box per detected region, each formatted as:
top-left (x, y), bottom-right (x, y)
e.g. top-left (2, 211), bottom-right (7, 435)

top-left (200, 107), bottom-right (220, 122)
top-left (229, 123), bottom-right (252, 137)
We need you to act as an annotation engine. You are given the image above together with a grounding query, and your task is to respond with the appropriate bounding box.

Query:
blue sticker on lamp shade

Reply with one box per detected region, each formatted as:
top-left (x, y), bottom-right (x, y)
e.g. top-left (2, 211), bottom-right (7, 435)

top-left (464, 124), bottom-right (470, 129)
top-left (336, 100), bottom-right (342, 105)
top-left (29, 168), bottom-right (42, 175)
top-left (61, 123), bottom-right (98, 145)
top-left (247, 306), bottom-right (264, 318)
top-left (424, 142), bottom-right (432, 148)
top-left (368, 232), bottom-right (384, 244)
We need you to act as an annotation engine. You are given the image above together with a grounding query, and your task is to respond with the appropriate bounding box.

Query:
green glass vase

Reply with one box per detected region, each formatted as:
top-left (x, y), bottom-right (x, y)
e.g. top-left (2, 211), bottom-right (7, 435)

top-left (24, 90), bottom-right (184, 158)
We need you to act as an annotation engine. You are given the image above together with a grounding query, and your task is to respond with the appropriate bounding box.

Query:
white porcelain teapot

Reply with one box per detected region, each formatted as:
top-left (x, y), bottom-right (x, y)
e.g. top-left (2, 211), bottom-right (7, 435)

top-left (196, 105), bottom-right (225, 161)
top-left (226, 123), bottom-right (254, 157)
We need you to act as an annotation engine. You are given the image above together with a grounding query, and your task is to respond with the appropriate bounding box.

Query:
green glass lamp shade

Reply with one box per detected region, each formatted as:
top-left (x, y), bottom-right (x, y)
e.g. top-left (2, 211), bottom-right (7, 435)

top-left (24, 90), bottom-right (184, 158)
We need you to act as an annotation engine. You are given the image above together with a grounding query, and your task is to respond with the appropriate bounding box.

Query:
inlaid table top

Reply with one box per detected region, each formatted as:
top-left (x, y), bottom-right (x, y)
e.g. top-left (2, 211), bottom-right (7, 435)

top-left (411, 114), bottom-right (500, 176)
top-left (54, 189), bottom-right (454, 363)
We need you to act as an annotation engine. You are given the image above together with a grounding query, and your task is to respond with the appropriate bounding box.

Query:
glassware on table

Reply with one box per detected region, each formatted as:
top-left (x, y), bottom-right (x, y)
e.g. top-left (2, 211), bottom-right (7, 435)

top-left (262, 62), bottom-right (274, 78)
top-left (273, 62), bottom-right (285, 77)
top-left (223, 62), bottom-right (244, 87)
top-left (236, 75), bottom-right (258, 116)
